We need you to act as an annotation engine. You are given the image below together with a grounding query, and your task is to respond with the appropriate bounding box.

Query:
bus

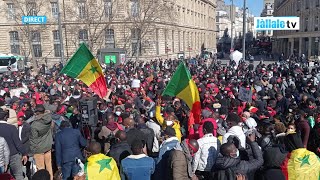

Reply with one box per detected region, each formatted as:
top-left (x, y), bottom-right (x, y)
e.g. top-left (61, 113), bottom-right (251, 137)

top-left (0, 54), bottom-right (25, 73)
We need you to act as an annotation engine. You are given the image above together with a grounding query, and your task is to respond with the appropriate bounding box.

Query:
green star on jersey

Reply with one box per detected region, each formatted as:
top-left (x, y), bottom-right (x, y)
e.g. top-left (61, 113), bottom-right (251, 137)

top-left (96, 158), bottom-right (112, 173)
top-left (298, 154), bottom-right (310, 167)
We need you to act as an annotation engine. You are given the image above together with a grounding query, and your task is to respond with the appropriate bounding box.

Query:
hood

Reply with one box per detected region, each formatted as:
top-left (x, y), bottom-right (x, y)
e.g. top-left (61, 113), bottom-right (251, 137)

top-left (51, 113), bottom-right (63, 121)
top-left (35, 111), bottom-right (52, 124)
top-left (227, 126), bottom-right (244, 136)
top-left (111, 141), bottom-right (131, 150)
top-left (215, 155), bottom-right (241, 170)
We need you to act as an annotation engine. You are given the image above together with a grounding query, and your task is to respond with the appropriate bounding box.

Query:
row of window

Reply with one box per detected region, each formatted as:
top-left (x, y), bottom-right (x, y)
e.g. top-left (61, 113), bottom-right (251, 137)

top-left (6, 1), bottom-right (137, 20)
top-left (8, 29), bottom-right (116, 57)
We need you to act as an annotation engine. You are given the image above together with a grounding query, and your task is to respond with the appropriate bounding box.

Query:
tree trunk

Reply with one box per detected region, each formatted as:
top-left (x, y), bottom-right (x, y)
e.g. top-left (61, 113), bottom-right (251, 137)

top-left (27, 24), bottom-right (37, 69)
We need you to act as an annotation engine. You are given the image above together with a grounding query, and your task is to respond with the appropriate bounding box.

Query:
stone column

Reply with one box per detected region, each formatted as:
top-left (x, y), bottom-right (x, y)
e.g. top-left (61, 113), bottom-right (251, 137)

top-left (290, 38), bottom-right (294, 55)
top-left (308, 37), bottom-right (312, 58)
top-left (299, 37), bottom-right (303, 56)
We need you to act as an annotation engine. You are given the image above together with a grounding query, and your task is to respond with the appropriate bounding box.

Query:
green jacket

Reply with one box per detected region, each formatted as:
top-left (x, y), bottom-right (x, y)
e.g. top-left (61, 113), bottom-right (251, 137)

top-left (30, 112), bottom-right (53, 154)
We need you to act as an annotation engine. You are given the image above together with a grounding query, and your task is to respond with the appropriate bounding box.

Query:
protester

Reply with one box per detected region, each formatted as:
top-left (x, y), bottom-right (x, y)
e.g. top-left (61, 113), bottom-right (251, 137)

top-left (84, 142), bottom-right (120, 180)
top-left (0, 136), bottom-right (10, 174)
top-left (31, 169), bottom-right (50, 180)
top-left (214, 133), bottom-right (263, 178)
top-left (108, 130), bottom-right (132, 167)
top-left (222, 113), bottom-right (246, 148)
top-left (55, 121), bottom-right (87, 180)
top-left (193, 121), bottom-right (220, 179)
top-left (29, 104), bottom-right (53, 180)
top-left (0, 108), bottom-right (27, 180)
top-left (121, 140), bottom-right (155, 180)
top-left (0, 54), bottom-right (320, 180)
top-left (281, 133), bottom-right (320, 180)
top-left (169, 139), bottom-right (199, 180)
top-left (155, 98), bottom-right (182, 141)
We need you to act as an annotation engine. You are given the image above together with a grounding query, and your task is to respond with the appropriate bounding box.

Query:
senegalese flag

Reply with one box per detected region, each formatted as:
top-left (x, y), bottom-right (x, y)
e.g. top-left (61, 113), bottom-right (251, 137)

top-left (162, 62), bottom-right (201, 124)
top-left (60, 43), bottom-right (107, 98)
top-left (84, 153), bottom-right (120, 180)
top-left (281, 148), bottom-right (320, 180)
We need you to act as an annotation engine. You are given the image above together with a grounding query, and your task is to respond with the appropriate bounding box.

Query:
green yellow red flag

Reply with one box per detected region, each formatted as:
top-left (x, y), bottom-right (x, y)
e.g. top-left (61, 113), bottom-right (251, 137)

top-left (162, 62), bottom-right (201, 124)
top-left (60, 43), bottom-right (107, 98)
top-left (281, 148), bottom-right (320, 180)
top-left (84, 153), bottom-right (120, 180)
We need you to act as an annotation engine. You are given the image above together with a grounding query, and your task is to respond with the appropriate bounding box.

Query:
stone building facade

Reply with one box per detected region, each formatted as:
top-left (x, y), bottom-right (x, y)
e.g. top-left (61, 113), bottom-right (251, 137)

top-left (0, 0), bottom-right (217, 66)
top-left (273, 0), bottom-right (320, 59)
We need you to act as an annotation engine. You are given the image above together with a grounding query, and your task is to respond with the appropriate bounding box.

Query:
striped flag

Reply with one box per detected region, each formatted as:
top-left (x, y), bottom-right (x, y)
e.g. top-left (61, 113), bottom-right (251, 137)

top-left (281, 148), bottom-right (320, 180)
top-left (60, 43), bottom-right (107, 98)
top-left (84, 153), bottom-right (120, 180)
top-left (162, 62), bottom-right (201, 124)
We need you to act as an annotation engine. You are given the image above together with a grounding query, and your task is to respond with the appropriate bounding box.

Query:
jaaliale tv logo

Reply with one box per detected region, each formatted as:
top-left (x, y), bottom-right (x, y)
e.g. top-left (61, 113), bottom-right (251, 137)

top-left (254, 17), bottom-right (300, 30)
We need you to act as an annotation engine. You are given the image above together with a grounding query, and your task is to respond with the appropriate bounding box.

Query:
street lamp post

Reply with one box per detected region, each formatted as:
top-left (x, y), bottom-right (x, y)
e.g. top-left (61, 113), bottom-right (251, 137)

top-left (242, 0), bottom-right (247, 61)
top-left (57, 0), bottom-right (65, 64)
top-left (230, 0), bottom-right (234, 51)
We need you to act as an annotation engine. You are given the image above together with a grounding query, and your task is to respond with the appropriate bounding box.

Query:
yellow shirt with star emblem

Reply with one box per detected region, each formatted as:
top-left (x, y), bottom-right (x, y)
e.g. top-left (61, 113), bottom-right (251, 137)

top-left (281, 148), bottom-right (320, 180)
top-left (85, 153), bottom-right (120, 180)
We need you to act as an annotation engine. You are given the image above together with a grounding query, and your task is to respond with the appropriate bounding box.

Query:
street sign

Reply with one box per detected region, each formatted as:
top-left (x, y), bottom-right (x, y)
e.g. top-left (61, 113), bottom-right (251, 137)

top-left (22, 16), bottom-right (47, 24)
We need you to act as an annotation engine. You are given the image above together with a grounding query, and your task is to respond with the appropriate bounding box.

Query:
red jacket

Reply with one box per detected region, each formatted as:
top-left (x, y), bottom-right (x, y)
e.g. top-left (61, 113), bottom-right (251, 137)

top-left (198, 118), bottom-right (217, 137)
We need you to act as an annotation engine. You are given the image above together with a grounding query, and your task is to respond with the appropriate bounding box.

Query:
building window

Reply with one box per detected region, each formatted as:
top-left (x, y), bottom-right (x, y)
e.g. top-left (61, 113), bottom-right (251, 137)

top-left (172, 30), bottom-right (175, 53)
top-left (7, 3), bottom-right (15, 20)
top-left (305, 0), bottom-right (309, 9)
top-left (316, 16), bottom-right (319, 31)
top-left (156, 29), bottom-right (159, 55)
top-left (27, 2), bottom-right (37, 16)
top-left (78, 2), bottom-right (86, 18)
top-left (79, 29), bottom-right (88, 43)
top-left (178, 31), bottom-right (181, 51)
top-left (51, 2), bottom-right (58, 17)
top-left (305, 18), bottom-right (308, 31)
top-left (53, 30), bottom-right (61, 57)
top-left (54, 44), bottom-right (61, 57)
top-left (131, 28), bottom-right (141, 56)
top-left (131, 0), bottom-right (139, 17)
top-left (9, 31), bottom-right (20, 54)
top-left (104, 0), bottom-right (112, 17)
top-left (31, 31), bottom-right (42, 57)
top-left (183, 31), bottom-right (185, 51)
top-left (105, 29), bottom-right (115, 48)
top-left (53, 30), bottom-right (60, 41)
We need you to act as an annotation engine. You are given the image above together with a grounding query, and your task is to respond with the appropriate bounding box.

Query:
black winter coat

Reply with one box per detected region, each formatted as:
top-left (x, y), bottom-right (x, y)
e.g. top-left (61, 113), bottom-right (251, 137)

top-left (214, 142), bottom-right (264, 177)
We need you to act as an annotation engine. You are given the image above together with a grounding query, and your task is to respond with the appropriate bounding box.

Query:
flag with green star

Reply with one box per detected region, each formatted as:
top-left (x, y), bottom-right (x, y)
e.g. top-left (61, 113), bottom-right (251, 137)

top-left (60, 43), bottom-right (108, 98)
top-left (84, 153), bottom-right (120, 180)
top-left (281, 148), bottom-right (320, 180)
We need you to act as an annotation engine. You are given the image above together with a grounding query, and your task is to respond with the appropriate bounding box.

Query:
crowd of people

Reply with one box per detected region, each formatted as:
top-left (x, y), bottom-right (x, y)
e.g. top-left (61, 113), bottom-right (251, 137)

top-left (0, 57), bottom-right (319, 180)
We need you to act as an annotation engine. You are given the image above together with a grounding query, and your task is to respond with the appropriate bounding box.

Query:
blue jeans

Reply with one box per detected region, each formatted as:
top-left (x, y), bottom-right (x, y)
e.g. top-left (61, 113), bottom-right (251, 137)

top-left (9, 154), bottom-right (24, 180)
top-left (62, 161), bottom-right (80, 180)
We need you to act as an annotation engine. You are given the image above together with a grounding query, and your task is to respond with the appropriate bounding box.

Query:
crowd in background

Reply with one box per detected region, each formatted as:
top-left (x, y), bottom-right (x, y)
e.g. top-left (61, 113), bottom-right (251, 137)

top-left (0, 57), bottom-right (319, 180)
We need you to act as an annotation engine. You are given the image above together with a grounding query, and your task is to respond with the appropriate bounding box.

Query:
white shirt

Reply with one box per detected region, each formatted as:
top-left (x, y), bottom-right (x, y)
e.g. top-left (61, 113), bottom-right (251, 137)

top-left (245, 117), bottom-right (257, 129)
top-left (222, 126), bottom-right (246, 148)
top-left (193, 133), bottom-right (219, 172)
top-left (146, 120), bottom-right (161, 139)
